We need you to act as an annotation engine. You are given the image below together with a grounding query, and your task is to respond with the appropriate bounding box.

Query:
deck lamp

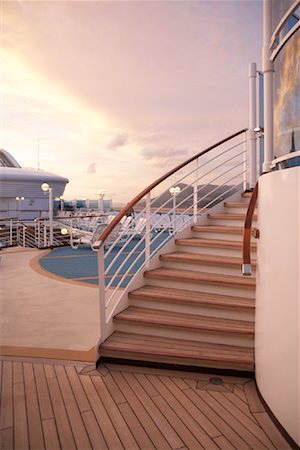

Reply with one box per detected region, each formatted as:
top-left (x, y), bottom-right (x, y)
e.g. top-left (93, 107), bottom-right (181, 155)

top-left (97, 189), bottom-right (106, 214)
top-left (61, 228), bottom-right (68, 235)
top-left (15, 196), bottom-right (25, 219)
top-left (169, 186), bottom-right (181, 233)
top-left (41, 183), bottom-right (53, 246)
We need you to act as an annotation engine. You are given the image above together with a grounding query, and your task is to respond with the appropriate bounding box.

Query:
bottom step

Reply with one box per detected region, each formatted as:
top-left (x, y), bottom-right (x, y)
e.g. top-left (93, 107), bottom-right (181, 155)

top-left (99, 332), bottom-right (254, 372)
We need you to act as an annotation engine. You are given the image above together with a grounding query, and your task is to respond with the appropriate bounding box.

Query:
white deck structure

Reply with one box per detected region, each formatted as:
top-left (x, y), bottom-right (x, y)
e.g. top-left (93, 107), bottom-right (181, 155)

top-left (0, 149), bottom-right (68, 220)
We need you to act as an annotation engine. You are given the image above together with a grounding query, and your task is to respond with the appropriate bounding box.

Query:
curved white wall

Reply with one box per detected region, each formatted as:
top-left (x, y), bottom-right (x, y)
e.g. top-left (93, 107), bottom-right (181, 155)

top-left (256, 167), bottom-right (300, 445)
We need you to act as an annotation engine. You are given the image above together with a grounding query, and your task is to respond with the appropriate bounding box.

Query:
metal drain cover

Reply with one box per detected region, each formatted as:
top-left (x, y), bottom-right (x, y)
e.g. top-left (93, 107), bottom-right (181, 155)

top-left (209, 377), bottom-right (223, 385)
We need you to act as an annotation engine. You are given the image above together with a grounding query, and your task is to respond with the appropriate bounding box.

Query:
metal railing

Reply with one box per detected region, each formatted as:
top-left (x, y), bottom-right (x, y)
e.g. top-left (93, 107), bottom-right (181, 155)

top-left (93, 129), bottom-right (249, 343)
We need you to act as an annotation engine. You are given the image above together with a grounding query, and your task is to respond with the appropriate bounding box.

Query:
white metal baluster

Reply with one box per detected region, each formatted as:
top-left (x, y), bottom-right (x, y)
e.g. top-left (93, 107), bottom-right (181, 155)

top-left (243, 139), bottom-right (248, 191)
top-left (43, 222), bottom-right (47, 247)
top-left (9, 219), bottom-right (13, 245)
top-left (145, 192), bottom-right (151, 269)
top-left (98, 245), bottom-right (106, 343)
top-left (193, 158), bottom-right (199, 224)
top-left (22, 225), bottom-right (26, 247)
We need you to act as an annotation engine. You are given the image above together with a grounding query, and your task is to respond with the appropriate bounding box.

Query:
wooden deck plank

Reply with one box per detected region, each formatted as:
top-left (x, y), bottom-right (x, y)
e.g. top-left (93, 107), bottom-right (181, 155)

top-left (159, 375), bottom-right (222, 441)
top-left (234, 384), bottom-right (248, 403)
top-left (44, 364), bottom-right (56, 379)
top-left (0, 357), bottom-right (293, 450)
top-left (118, 402), bottom-right (155, 450)
top-left (253, 412), bottom-right (291, 450)
top-left (0, 427), bottom-right (13, 450)
top-left (81, 410), bottom-right (108, 450)
top-left (13, 362), bottom-right (23, 384)
top-left (170, 377), bottom-right (190, 390)
top-left (42, 418), bottom-right (61, 450)
top-left (0, 361), bottom-right (13, 430)
top-left (147, 374), bottom-right (218, 448)
top-left (110, 371), bottom-right (171, 450)
top-left (54, 365), bottom-right (91, 449)
top-left (133, 373), bottom-right (160, 398)
top-left (198, 389), bottom-right (269, 449)
top-left (152, 394), bottom-right (205, 449)
top-left (184, 388), bottom-right (250, 449)
top-left (23, 363), bottom-right (45, 449)
top-left (13, 382), bottom-right (29, 450)
top-left (64, 366), bottom-right (91, 412)
top-left (214, 434), bottom-right (238, 449)
top-left (92, 376), bottom-right (139, 450)
top-left (47, 376), bottom-right (76, 449)
top-left (222, 391), bottom-right (256, 422)
top-left (123, 372), bottom-right (184, 449)
top-left (101, 371), bottom-right (127, 405)
top-left (243, 380), bottom-right (266, 412)
top-left (80, 374), bottom-right (124, 450)
top-left (33, 363), bottom-right (54, 420)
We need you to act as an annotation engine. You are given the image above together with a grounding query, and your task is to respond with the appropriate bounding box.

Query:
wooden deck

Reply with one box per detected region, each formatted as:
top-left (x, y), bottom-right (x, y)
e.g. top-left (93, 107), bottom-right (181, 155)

top-left (0, 356), bottom-right (292, 449)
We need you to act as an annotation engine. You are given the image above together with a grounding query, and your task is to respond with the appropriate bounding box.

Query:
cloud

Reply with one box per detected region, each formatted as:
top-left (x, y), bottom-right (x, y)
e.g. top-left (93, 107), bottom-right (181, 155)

top-left (87, 162), bottom-right (97, 174)
top-left (141, 147), bottom-right (187, 162)
top-left (107, 133), bottom-right (128, 150)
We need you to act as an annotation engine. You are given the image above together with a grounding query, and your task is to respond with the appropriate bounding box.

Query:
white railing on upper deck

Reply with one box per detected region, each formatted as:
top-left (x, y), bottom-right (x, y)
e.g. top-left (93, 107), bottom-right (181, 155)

top-left (93, 129), bottom-right (251, 343)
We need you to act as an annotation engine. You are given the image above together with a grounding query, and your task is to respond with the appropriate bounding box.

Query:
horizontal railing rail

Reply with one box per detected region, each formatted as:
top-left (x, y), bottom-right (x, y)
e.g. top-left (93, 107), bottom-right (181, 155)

top-left (92, 128), bottom-right (252, 343)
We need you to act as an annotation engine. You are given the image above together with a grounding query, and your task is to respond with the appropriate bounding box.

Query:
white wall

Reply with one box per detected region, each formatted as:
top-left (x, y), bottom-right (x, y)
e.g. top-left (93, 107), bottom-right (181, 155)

top-left (256, 167), bottom-right (300, 445)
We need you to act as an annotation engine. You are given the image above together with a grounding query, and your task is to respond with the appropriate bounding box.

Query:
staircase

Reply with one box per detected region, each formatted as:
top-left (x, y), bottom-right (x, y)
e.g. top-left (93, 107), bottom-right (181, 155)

top-left (99, 192), bottom-right (257, 373)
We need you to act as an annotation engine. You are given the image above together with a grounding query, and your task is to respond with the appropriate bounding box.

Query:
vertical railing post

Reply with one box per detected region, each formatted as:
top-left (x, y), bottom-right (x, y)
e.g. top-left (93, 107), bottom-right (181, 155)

top-left (262, 0), bottom-right (274, 172)
top-left (145, 192), bottom-right (151, 269)
top-left (243, 138), bottom-right (248, 191)
top-left (70, 218), bottom-right (73, 247)
top-left (97, 244), bottom-right (106, 343)
top-left (22, 225), bottom-right (26, 247)
top-left (193, 159), bottom-right (199, 224)
top-left (49, 188), bottom-right (54, 247)
top-left (248, 62), bottom-right (257, 188)
top-left (9, 219), bottom-right (13, 245)
top-left (44, 222), bottom-right (47, 247)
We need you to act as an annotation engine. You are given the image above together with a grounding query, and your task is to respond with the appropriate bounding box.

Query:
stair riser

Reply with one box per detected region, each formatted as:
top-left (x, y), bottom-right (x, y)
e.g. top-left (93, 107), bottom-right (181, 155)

top-left (175, 243), bottom-right (255, 257)
top-left (129, 298), bottom-right (255, 321)
top-left (159, 260), bottom-right (256, 277)
top-left (114, 322), bottom-right (254, 348)
top-left (191, 231), bottom-right (244, 241)
top-left (99, 349), bottom-right (254, 372)
top-left (224, 206), bottom-right (256, 214)
top-left (207, 218), bottom-right (257, 227)
top-left (144, 277), bottom-right (255, 299)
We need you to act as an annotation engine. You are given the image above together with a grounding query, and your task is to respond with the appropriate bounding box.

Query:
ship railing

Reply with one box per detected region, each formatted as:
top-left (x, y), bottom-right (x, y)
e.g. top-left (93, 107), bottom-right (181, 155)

top-left (93, 129), bottom-right (254, 343)
top-left (0, 217), bottom-right (18, 248)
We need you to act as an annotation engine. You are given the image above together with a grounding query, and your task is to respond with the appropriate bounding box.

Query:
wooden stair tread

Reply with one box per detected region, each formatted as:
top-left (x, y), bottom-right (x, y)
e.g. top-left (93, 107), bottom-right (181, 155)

top-left (191, 225), bottom-right (245, 234)
top-left (241, 191), bottom-right (253, 197)
top-left (129, 285), bottom-right (255, 309)
top-left (176, 237), bottom-right (257, 250)
top-left (160, 251), bottom-right (257, 267)
top-left (208, 213), bottom-right (257, 220)
top-left (100, 332), bottom-right (254, 364)
top-left (115, 306), bottom-right (254, 334)
top-left (144, 267), bottom-right (256, 288)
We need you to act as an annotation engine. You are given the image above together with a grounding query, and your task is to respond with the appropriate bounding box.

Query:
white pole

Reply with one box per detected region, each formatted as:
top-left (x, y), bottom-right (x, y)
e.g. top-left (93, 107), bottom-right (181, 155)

top-left (262, 0), bottom-right (274, 172)
top-left (193, 159), bottom-right (198, 224)
top-left (145, 192), bottom-right (151, 269)
top-left (249, 62), bottom-right (257, 187)
top-left (9, 219), bottom-right (13, 245)
top-left (98, 245), bottom-right (106, 343)
top-left (172, 194), bottom-right (176, 233)
top-left (49, 188), bottom-right (53, 246)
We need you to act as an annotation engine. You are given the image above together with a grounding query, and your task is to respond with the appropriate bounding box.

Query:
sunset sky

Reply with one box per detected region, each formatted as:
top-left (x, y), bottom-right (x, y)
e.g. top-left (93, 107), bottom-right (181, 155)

top-left (1, 0), bottom-right (262, 203)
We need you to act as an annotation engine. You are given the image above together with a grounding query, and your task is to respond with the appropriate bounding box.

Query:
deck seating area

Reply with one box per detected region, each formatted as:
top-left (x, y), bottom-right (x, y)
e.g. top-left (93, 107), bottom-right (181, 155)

top-left (0, 356), bottom-right (292, 450)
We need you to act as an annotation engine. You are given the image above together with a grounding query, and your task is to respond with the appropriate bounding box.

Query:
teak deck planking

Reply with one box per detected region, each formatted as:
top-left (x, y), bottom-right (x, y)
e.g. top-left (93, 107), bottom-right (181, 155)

top-left (0, 356), bottom-right (292, 450)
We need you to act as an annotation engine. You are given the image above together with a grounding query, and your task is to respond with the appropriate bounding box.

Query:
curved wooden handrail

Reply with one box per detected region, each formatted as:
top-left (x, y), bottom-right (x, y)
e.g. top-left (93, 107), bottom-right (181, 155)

top-left (95, 128), bottom-right (248, 246)
top-left (242, 182), bottom-right (258, 276)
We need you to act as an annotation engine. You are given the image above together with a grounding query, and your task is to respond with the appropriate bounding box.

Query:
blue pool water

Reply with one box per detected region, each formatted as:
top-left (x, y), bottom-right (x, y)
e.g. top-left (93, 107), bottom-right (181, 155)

top-left (39, 232), bottom-right (170, 287)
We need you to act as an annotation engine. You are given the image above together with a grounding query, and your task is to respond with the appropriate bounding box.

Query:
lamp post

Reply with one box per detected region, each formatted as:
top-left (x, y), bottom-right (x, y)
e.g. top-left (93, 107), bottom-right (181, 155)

top-left (41, 183), bottom-right (53, 247)
top-left (59, 196), bottom-right (64, 212)
top-left (15, 196), bottom-right (25, 220)
top-left (97, 189), bottom-right (106, 214)
top-left (169, 186), bottom-right (181, 233)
